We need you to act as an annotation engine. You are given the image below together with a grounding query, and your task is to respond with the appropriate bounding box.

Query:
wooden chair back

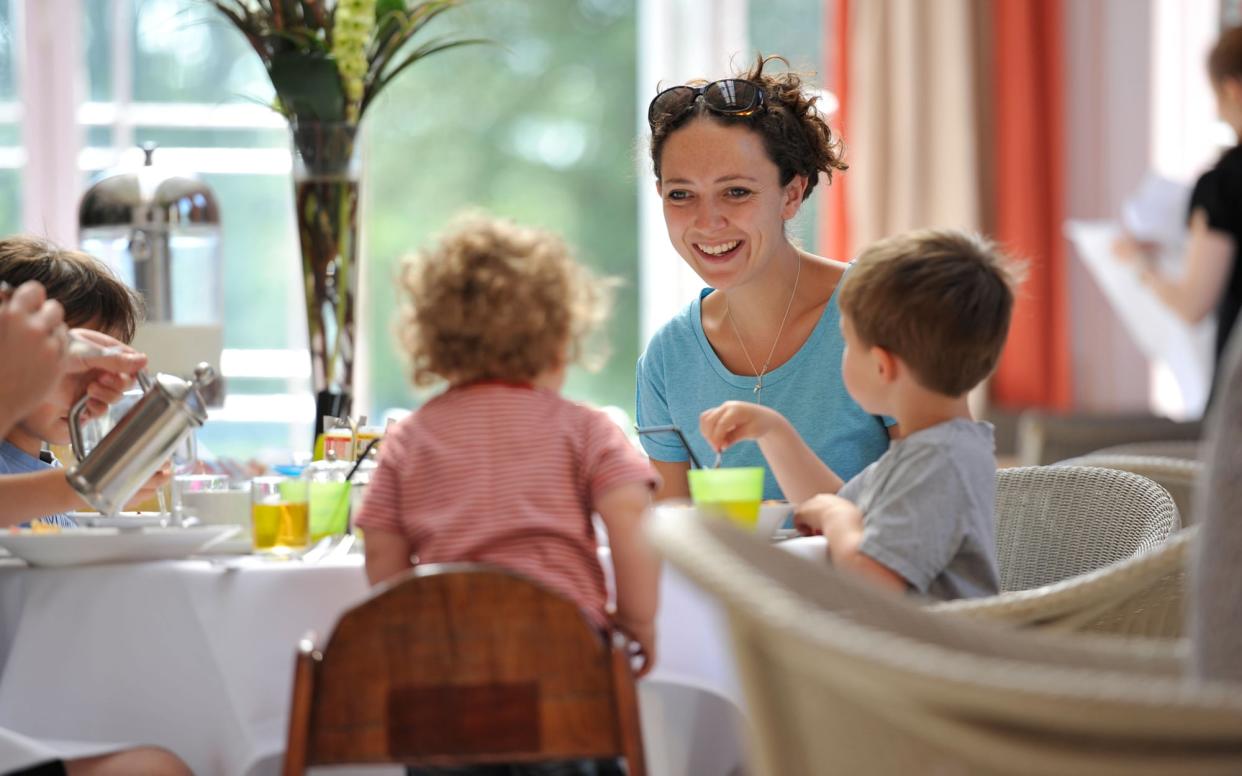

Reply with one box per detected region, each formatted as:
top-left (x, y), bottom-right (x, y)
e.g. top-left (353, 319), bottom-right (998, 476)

top-left (282, 563), bottom-right (646, 774)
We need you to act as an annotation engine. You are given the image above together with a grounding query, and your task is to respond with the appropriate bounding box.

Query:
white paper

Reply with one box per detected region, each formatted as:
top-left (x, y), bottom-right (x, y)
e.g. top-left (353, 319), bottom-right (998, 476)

top-left (1065, 219), bottom-right (1215, 416)
top-left (1121, 173), bottom-right (1192, 246)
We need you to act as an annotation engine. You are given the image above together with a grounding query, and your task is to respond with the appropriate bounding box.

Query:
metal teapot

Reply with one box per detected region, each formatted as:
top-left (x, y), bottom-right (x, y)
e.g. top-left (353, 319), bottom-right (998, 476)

top-left (66, 363), bottom-right (217, 516)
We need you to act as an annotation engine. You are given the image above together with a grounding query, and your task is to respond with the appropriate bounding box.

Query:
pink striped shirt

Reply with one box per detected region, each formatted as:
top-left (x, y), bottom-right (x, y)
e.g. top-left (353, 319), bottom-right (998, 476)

top-left (354, 383), bottom-right (659, 626)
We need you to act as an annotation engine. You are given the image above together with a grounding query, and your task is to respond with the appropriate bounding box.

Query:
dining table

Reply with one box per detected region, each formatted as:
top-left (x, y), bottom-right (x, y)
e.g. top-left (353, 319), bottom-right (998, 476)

top-left (0, 508), bottom-right (818, 775)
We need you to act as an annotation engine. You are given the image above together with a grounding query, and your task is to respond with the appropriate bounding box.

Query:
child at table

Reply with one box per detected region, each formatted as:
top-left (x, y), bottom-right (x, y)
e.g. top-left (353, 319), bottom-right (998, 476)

top-left (0, 236), bottom-right (166, 526)
top-left (356, 214), bottom-right (661, 676)
top-left (700, 229), bottom-right (1022, 601)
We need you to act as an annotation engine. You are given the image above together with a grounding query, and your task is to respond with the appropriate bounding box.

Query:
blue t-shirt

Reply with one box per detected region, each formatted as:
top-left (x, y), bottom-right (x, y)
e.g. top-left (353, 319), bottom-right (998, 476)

top-left (636, 283), bottom-right (892, 500)
top-left (0, 441), bottom-right (77, 527)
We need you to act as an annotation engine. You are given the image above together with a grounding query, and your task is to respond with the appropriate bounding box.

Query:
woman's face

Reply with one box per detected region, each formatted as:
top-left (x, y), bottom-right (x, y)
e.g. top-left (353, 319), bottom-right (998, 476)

top-left (657, 118), bottom-right (805, 290)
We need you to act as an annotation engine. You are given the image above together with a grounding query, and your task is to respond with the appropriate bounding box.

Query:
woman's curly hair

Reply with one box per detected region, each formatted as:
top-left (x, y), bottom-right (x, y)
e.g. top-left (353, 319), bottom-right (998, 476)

top-left (649, 54), bottom-right (848, 200)
top-left (399, 213), bottom-right (616, 388)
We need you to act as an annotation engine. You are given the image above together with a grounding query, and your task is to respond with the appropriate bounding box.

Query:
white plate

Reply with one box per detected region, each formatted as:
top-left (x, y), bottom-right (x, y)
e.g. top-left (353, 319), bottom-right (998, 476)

top-left (191, 531), bottom-right (252, 556)
top-left (68, 512), bottom-right (167, 529)
top-left (0, 526), bottom-right (240, 567)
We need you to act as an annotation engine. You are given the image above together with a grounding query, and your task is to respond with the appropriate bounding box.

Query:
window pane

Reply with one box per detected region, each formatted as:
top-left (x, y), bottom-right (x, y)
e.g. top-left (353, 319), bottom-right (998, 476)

top-left (0, 0), bottom-right (16, 100)
top-left (749, 0), bottom-right (824, 253)
top-left (0, 0), bottom-right (17, 231)
top-left (130, 0), bottom-right (272, 105)
top-left (82, 0), bottom-right (113, 101)
top-left (363, 0), bottom-right (639, 418)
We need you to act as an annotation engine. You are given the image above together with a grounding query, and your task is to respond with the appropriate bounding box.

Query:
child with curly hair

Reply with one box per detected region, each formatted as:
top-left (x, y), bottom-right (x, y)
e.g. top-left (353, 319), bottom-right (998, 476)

top-left (355, 213), bottom-right (661, 692)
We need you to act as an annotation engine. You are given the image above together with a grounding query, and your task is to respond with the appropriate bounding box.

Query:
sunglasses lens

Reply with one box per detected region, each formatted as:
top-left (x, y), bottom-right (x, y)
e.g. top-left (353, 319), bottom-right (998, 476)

top-left (704, 80), bottom-right (761, 114)
top-left (648, 86), bottom-right (698, 125)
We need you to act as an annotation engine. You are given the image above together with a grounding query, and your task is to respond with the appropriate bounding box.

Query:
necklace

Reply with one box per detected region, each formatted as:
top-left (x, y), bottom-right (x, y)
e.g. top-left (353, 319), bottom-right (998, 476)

top-left (724, 256), bottom-right (802, 405)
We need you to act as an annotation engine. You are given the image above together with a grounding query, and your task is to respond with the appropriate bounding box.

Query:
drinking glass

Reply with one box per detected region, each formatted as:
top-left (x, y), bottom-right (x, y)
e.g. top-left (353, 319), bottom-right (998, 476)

top-left (250, 475), bottom-right (310, 554)
top-left (687, 467), bottom-right (766, 527)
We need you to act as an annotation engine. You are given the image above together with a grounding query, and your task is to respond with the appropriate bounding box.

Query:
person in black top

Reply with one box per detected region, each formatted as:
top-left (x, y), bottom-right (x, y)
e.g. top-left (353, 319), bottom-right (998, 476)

top-left (1117, 27), bottom-right (1242, 396)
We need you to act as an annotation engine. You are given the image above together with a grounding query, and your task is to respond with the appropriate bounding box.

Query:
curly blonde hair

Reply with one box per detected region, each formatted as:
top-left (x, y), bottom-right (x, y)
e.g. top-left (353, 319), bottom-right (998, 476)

top-left (399, 213), bottom-right (615, 387)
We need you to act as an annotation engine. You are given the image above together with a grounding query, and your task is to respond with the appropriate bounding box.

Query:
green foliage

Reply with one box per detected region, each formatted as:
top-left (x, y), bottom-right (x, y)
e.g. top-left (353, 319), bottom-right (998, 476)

top-left (207, 0), bottom-right (485, 121)
top-left (269, 50), bottom-right (345, 120)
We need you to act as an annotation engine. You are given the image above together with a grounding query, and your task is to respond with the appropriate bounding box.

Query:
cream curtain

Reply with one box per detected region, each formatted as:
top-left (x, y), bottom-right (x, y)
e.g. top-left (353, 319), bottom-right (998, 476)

top-left (846, 0), bottom-right (992, 252)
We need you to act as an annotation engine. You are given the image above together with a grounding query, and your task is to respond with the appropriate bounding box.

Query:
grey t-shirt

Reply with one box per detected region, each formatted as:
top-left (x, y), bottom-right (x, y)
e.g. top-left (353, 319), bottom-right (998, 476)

top-left (838, 418), bottom-right (999, 601)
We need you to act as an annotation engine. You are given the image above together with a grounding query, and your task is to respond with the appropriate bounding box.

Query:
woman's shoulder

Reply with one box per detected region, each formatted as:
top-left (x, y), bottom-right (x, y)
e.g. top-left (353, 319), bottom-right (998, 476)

top-left (640, 292), bottom-right (710, 362)
top-left (803, 253), bottom-right (850, 302)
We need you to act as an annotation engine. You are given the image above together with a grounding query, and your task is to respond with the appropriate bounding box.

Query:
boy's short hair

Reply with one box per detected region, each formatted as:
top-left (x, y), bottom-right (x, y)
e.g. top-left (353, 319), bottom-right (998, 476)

top-left (0, 235), bottom-right (143, 343)
top-left (838, 229), bottom-right (1023, 397)
top-left (399, 212), bottom-right (614, 387)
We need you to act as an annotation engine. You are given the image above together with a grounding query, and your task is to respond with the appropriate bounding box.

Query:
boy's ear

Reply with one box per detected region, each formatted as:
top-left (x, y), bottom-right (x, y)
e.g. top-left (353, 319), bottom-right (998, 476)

top-left (870, 345), bottom-right (900, 383)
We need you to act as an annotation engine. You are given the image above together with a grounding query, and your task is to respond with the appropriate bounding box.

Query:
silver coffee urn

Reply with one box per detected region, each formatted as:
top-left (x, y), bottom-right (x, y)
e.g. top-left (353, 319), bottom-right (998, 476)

top-left (78, 144), bottom-right (225, 404)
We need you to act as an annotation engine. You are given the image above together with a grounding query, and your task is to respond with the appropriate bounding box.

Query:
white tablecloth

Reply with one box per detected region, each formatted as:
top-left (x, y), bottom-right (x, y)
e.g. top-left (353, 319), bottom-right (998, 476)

top-left (0, 547), bottom-right (753, 776)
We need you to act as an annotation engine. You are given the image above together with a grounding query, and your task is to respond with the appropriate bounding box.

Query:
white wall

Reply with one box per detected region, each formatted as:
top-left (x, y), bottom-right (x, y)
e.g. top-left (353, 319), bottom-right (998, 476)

top-left (1063, 0), bottom-right (1153, 412)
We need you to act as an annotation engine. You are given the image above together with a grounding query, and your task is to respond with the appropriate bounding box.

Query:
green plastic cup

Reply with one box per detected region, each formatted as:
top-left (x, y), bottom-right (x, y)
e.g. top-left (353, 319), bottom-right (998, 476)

top-left (687, 467), bottom-right (765, 527)
top-left (309, 480), bottom-right (352, 541)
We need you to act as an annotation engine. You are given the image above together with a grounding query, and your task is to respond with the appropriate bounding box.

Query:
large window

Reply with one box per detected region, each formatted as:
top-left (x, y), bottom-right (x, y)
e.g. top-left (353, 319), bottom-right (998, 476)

top-left (66, 0), bottom-right (639, 459)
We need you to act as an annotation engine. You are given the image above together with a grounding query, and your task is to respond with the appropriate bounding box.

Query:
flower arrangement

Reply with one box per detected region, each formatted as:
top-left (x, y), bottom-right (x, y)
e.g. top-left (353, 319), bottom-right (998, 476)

top-left (210, 0), bottom-right (483, 123)
top-left (208, 0), bottom-right (483, 436)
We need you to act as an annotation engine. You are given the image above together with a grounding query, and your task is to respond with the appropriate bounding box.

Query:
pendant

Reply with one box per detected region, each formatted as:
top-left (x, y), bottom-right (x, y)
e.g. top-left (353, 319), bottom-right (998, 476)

top-left (753, 376), bottom-right (763, 404)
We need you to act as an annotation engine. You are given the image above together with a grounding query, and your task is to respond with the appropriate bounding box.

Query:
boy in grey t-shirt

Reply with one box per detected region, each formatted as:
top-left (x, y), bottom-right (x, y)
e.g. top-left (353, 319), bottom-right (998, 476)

top-left (700, 229), bottom-right (1022, 601)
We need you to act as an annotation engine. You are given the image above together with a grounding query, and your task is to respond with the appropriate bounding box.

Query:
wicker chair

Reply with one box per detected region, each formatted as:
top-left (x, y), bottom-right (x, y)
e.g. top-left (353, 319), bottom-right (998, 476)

top-left (994, 466), bottom-right (1179, 591)
top-left (1014, 410), bottom-right (1200, 466)
top-left (1088, 439), bottom-right (1202, 460)
top-left (650, 511), bottom-right (1242, 776)
top-left (1060, 454), bottom-right (1202, 526)
top-left (930, 527), bottom-right (1196, 638)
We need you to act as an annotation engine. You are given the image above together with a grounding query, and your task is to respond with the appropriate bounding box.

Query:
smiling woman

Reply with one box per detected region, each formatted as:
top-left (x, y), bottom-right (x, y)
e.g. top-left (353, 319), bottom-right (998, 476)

top-left (636, 55), bottom-right (893, 502)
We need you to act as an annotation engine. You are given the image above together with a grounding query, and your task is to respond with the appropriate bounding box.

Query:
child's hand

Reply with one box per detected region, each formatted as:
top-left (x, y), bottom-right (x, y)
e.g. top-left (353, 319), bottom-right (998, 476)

top-left (699, 401), bottom-right (786, 452)
top-left (123, 462), bottom-right (173, 511)
top-left (614, 617), bottom-right (656, 678)
top-left (793, 493), bottom-right (861, 537)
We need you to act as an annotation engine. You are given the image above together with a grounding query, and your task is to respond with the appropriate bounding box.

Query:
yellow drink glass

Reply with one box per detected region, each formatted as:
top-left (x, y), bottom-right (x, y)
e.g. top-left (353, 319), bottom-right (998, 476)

top-left (250, 476), bottom-right (310, 554)
top-left (687, 467), bottom-right (765, 527)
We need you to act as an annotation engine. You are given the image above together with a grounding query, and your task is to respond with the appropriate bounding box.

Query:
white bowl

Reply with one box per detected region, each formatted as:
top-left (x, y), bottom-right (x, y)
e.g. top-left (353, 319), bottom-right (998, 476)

top-left (756, 502), bottom-right (793, 539)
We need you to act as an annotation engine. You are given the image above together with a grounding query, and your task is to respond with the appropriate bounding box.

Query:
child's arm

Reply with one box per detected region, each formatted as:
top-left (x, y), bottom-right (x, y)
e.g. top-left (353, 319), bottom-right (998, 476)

top-left (794, 493), bottom-right (908, 594)
top-left (0, 465), bottom-right (173, 527)
top-left (363, 528), bottom-right (413, 586)
top-left (0, 470), bottom-right (92, 527)
top-left (596, 481), bottom-right (659, 677)
top-left (700, 401), bottom-right (844, 502)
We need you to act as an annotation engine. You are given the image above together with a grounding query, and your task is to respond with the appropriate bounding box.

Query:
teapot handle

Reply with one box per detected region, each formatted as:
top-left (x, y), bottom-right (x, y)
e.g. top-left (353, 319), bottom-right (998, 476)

top-left (68, 369), bottom-right (154, 461)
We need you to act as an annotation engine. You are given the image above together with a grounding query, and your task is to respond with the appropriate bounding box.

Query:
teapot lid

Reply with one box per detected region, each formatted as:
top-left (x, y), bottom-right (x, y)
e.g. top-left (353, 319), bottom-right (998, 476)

top-left (153, 363), bottom-right (218, 425)
top-left (79, 144), bottom-right (220, 231)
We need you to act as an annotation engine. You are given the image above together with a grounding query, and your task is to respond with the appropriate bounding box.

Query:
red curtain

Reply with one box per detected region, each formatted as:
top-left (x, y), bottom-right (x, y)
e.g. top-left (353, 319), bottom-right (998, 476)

top-left (989, 0), bottom-right (1072, 409)
top-left (822, 0), bottom-right (852, 262)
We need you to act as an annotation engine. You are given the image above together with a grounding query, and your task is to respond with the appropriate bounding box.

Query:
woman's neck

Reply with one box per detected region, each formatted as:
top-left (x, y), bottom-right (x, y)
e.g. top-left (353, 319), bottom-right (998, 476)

top-left (719, 242), bottom-right (805, 331)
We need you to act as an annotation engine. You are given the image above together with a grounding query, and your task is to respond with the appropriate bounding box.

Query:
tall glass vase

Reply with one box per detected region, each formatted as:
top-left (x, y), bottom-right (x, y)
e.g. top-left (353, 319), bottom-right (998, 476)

top-left (289, 119), bottom-right (359, 441)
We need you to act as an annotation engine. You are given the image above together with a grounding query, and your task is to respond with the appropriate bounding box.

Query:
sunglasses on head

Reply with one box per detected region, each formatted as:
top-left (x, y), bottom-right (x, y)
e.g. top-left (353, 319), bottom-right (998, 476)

top-left (647, 79), bottom-right (767, 128)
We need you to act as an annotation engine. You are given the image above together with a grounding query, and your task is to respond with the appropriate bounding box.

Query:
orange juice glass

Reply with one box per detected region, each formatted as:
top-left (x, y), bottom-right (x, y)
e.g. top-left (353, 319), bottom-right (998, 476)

top-left (250, 476), bottom-right (310, 554)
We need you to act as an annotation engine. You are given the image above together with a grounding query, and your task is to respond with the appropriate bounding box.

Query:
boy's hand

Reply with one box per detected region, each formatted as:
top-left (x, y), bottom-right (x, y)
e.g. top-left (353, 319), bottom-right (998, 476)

top-left (794, 493), bottom-right (861, 537)
top-left (700, 401), bottom-right (787, 452)
top-left (614, 617), bottom-right (655, 678)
